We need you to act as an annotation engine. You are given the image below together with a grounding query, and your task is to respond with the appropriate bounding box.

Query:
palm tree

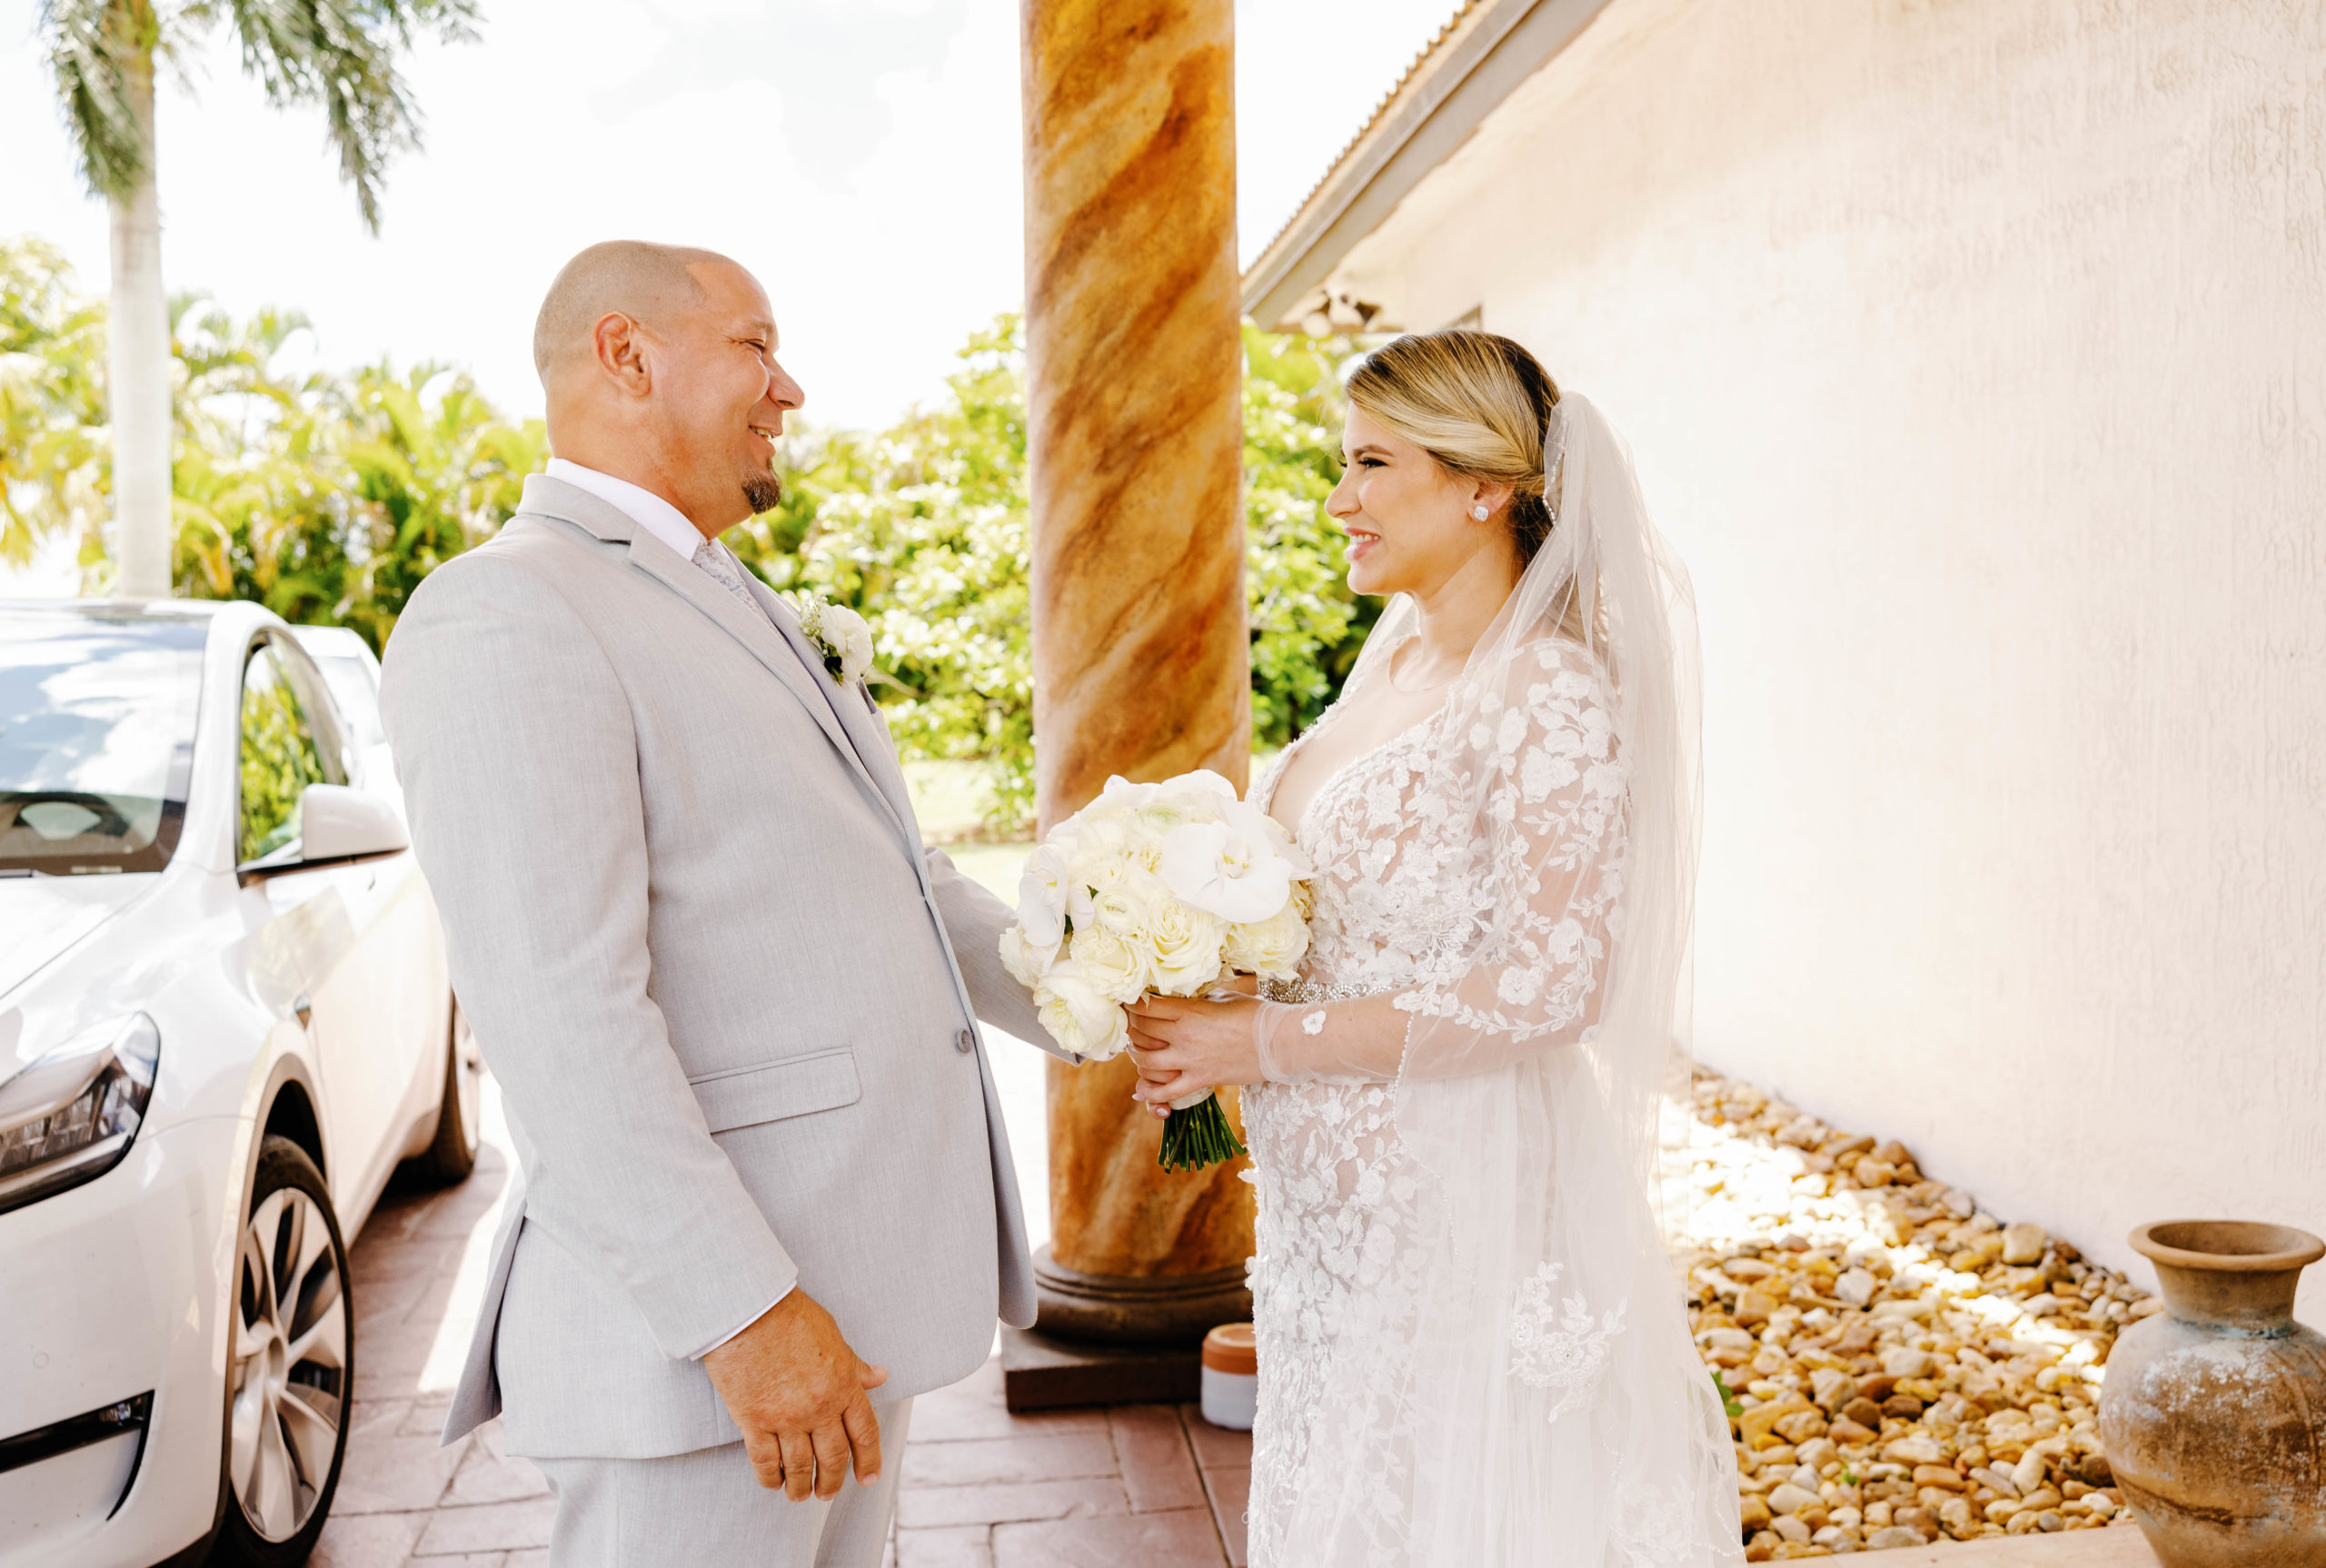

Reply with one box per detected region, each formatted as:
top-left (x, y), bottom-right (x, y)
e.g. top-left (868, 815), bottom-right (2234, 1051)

top-left (39, 0), bottom-right (477, 597)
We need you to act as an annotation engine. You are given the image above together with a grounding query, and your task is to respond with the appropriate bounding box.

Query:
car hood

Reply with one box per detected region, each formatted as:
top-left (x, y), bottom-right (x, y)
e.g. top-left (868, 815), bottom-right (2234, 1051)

top-left (0, 876), bottom-right (154, 1005)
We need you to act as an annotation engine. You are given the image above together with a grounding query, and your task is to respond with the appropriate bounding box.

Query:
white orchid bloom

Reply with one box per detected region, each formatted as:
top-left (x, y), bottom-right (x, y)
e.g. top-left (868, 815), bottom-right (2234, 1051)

top-left (1016, 844), bottom-right (1071, 948)
top-left (1219, 795), bottom-right (1314, 878)
top-left (1159, 818), bottom-right (1301, 924)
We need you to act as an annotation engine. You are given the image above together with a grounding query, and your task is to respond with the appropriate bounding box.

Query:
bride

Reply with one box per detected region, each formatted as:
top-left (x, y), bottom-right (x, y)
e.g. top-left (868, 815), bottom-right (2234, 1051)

top-left (1126, 332), bottom-right (1742, 1566)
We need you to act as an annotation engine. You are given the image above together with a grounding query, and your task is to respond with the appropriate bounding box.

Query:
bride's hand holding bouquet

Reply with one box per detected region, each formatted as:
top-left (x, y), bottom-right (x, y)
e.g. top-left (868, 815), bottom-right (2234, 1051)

top-left (998, 769), bottom-right (1312, 1170)
top-left (1122, 987), bottom-right (1263, 1117)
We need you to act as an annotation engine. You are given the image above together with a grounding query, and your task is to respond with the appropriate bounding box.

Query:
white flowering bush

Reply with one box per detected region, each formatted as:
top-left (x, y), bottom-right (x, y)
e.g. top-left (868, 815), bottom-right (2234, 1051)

top-left (1002, 769), bottom-right (1315, 1168)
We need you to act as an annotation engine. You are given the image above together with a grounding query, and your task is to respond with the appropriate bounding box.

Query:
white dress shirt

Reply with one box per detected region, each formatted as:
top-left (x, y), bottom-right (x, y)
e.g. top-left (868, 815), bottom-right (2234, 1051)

top-left (545, 458), bottom-right (722, 565)
top-left (542, 456), bottom-right (792, 1357)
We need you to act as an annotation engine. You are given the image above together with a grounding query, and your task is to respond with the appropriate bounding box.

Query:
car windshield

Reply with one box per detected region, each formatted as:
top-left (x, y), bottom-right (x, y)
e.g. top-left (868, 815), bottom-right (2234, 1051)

top-left (0, 605), bottom-right (208, 875)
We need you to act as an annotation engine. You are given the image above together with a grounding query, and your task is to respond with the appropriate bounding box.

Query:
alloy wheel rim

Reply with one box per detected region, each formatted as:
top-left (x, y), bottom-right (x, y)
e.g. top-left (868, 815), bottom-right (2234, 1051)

top-left (229, 1185), bottom-right (347, 1542)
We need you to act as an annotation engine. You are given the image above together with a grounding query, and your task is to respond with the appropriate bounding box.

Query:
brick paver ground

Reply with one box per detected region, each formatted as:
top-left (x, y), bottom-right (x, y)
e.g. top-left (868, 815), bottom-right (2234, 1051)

top-left (314, 1082), bottom-right (1249, 1568)
top-left (310, 1086), bottom-right (2162, 1568)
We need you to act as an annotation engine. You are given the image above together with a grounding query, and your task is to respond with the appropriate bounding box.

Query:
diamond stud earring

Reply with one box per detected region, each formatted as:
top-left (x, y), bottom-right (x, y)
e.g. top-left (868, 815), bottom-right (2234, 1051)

top-left (1471, 504), bottom-right (1489, 521)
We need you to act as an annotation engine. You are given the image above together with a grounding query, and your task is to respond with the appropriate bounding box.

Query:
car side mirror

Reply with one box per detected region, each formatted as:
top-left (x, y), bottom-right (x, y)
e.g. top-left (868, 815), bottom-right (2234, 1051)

top-left (237, 784), bottom-right (410, 883)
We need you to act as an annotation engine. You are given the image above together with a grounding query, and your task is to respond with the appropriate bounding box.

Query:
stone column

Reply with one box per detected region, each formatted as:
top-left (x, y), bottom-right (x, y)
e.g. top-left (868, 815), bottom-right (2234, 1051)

top-left (1021, 0), bottom-right (1252, 1344)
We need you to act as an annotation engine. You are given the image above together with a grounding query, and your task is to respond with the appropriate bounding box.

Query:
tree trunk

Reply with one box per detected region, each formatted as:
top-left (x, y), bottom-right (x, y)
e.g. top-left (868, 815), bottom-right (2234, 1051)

top-left (107, 45), bottom-right (172, 600)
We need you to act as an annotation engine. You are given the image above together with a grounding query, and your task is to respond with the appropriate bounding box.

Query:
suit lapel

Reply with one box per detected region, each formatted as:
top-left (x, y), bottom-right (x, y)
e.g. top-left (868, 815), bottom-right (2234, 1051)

top-left (625, 534), bottom-right (874, 781)
top-left (741, 575), bottom-right (920, 837)
top-left (845, 689), bottom-right (919, 840)
top-left (507, 476), bottom-right (915, 852)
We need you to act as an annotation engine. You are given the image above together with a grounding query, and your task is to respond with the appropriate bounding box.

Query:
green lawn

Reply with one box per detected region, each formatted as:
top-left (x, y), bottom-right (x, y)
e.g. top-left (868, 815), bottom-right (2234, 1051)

top-left (939, 840), bottom-right (1032, 904)
top-left (901, 759), bottom-right (1008, 844)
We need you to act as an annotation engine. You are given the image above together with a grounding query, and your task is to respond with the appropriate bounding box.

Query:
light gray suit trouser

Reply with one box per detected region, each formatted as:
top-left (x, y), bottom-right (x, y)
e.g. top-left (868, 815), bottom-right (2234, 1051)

top-left (534, 1397), bottom-right (914, 1568)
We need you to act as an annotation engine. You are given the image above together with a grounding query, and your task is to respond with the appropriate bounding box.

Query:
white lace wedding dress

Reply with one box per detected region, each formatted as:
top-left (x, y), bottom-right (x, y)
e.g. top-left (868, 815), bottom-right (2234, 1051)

top-left (1238, 633), bottom-right (1738, 1567)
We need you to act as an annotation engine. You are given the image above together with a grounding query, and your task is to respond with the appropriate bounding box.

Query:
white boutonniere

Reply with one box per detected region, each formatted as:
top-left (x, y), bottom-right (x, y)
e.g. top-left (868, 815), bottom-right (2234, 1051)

top-left (778, 591), bottom-right (875, 685)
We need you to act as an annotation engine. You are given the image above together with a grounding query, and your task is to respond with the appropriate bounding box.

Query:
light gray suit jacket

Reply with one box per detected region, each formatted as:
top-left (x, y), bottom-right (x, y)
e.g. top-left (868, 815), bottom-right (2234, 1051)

top-left (379, 474), bottom-right (1063, 1460)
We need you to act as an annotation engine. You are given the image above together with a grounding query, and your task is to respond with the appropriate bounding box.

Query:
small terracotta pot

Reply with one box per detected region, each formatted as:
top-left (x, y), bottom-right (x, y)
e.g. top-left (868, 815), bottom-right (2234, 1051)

top-left (2099, 1220), bottom-right (2326, 1567)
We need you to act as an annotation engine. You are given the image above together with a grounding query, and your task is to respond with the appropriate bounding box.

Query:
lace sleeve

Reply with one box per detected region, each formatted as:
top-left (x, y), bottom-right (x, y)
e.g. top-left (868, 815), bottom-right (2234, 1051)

top-left (1256, 641), bottom-right (1629, 1083)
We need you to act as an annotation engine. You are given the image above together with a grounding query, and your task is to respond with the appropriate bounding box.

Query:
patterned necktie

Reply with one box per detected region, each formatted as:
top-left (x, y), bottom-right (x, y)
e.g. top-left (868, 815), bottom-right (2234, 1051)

top-left (691, 539), bottom-right (774, 625)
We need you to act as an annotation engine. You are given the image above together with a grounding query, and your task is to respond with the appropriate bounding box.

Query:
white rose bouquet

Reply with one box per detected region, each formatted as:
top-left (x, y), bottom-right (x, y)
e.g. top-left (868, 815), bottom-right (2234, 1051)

top-left (1000, 769), bottom-right (1315, 1171)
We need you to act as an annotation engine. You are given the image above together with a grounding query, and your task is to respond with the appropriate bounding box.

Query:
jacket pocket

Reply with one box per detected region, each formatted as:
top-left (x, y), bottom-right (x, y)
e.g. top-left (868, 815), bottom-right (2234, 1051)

top-left (688, 1048), bottom-right (862, 1134)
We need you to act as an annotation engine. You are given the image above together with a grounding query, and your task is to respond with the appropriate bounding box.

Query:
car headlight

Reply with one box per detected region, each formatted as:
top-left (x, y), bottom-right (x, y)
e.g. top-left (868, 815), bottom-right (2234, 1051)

top-left (0, 1014), bottom-right (161, 1216)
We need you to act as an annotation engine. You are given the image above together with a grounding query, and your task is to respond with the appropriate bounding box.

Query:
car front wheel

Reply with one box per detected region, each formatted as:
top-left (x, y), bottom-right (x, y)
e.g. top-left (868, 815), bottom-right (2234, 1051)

top-left (212, 1135), bottom-right (353, 1566)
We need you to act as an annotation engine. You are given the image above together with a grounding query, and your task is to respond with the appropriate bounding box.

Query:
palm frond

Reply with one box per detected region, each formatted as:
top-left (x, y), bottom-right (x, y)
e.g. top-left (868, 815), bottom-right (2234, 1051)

top-left (0, 238), bottom-right (112, 561)
top-left (216, 0), bottom-right (479, 233)
top-left (40, 0), bottom-right (157, 199)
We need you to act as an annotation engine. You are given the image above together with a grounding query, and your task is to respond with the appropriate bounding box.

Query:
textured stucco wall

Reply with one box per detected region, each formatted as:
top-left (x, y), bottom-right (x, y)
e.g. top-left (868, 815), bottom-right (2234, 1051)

top-left (1326, 0), bottom-right (2326, 1315)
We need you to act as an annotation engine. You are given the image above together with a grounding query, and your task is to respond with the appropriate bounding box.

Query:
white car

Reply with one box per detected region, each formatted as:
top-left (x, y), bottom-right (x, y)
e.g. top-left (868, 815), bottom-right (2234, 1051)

top-left (0, 599), bottom-right (480, 1567)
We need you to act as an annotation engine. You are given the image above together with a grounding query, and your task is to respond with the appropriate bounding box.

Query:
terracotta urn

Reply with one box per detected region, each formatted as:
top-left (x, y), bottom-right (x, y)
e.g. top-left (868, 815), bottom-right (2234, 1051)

top-left (2099, 1220), bottom-right (2326, 1567)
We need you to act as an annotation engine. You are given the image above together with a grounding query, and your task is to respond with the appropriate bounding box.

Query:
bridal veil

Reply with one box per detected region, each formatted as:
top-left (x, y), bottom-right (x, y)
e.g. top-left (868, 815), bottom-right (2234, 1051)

top-left (1259, 393), bottom-right (1742, 1563)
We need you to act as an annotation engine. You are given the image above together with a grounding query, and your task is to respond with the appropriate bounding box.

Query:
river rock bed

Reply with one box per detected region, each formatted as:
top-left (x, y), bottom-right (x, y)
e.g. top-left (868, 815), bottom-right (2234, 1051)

top-left (1674, 1073), bottom-right (2154, 1557)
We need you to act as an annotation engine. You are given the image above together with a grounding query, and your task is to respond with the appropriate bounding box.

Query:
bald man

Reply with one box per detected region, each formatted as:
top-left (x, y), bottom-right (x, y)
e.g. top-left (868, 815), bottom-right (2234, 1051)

top-left (380, 242), bottom-right (1068, 1566)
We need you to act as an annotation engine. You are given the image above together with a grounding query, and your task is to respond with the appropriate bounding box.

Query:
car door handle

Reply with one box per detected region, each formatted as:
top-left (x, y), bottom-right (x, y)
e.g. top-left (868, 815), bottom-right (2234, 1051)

top-left (293, 994), bottom-right (313, 1027)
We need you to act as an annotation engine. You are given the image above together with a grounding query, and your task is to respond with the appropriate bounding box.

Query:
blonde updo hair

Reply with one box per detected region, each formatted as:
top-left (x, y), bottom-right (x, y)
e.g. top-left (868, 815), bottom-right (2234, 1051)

top-left (1345, 329), bottom-right (1561, 563)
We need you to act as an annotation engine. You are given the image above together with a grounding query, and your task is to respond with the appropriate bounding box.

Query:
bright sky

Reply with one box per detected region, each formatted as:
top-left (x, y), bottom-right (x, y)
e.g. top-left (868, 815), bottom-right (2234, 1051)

top-left (1, 0), bottom-right (1452, 434)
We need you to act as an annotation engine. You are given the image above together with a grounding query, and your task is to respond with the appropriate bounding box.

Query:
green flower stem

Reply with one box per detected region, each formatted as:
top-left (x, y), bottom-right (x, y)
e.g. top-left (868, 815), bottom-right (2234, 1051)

top-left (1158, 1091), bottom-right (1247, 1173)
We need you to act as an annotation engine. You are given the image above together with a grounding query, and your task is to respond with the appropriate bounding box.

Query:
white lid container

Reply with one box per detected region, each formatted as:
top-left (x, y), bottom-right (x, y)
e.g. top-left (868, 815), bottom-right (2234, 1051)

top-left (1199, 1322), bottom-right (1257, 1431)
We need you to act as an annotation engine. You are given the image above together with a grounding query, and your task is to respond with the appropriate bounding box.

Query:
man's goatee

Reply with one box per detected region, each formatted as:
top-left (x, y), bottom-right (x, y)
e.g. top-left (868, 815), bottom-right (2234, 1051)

top-left (742, 471), bottom-right (783, 513)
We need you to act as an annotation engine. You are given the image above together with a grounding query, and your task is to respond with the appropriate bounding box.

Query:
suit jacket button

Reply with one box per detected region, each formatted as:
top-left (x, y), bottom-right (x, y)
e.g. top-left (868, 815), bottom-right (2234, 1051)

top-left (956, 1027), bottom-right (976, 1054)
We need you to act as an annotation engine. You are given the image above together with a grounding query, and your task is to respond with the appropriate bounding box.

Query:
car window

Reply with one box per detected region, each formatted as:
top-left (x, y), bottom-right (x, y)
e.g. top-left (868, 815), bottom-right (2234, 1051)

top-left (310, 654), bottom-right (385, 751)
top-left (238, 641), bottom-right (346, 866)
top-left (0, 606), bottom-right (206, 875)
